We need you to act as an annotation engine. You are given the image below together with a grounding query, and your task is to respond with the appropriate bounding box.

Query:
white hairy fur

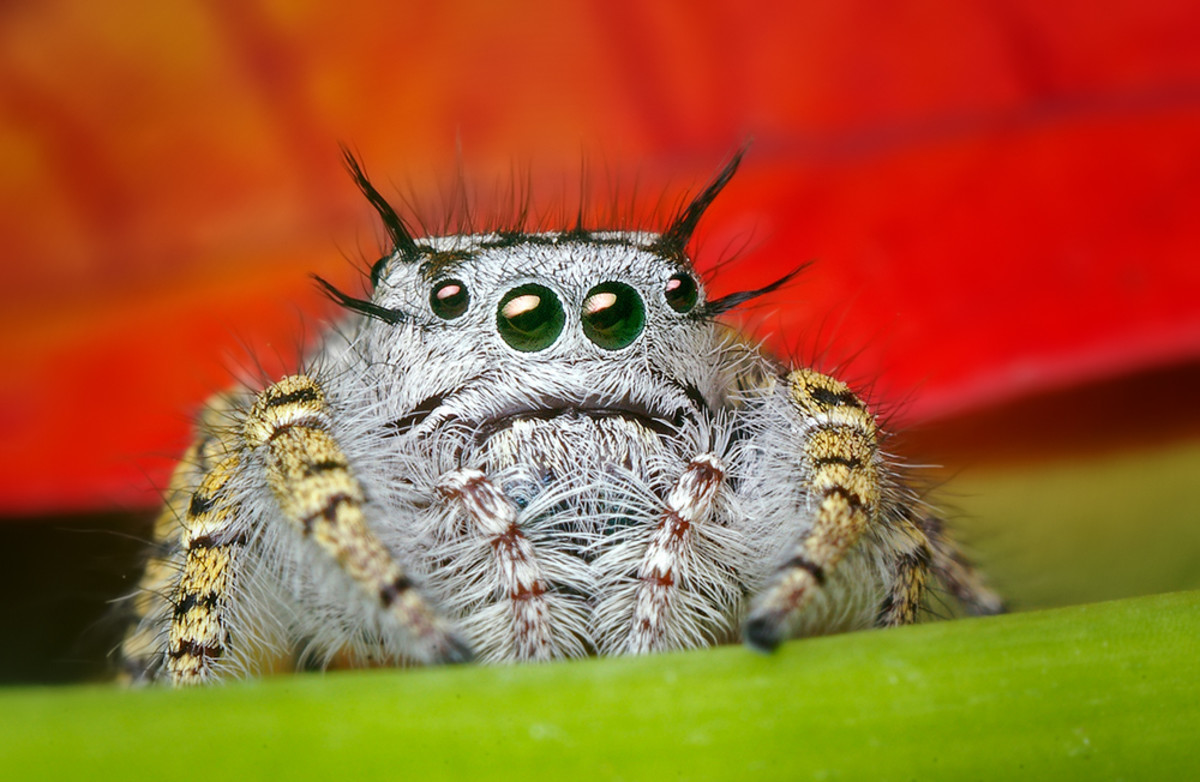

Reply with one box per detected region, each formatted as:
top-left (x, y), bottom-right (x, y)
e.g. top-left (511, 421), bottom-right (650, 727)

top-left (175, 231), bottom-right (895, 677)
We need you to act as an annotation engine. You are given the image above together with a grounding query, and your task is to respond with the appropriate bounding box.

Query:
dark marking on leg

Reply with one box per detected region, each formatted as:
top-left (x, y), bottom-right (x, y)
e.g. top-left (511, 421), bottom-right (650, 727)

top-left (810, 386), bottom-right (864, 409)
top-left (782, 555), bottom-right (827, 586)
top-left (264, 386), bottom-right (320, 408)
top-left (811, 454), bottom-right (863, 469)
top-left (379, 575), bottom-right (414, 607)
top-left (188, 492), bottom-right (215, 518)
top-left (875, 595), bottom-right (896, 625)
top-left (173, 591), bottom-right (220, 620)
top-left (187, 532), bottom-right (248, 551)
top-left (510, 582), bottom-right (547, 601)
top-left (304, 459), bottom-right (348, 476)
top-left (301, 492), bottom-right (354, 535)
top-left (825, 485), bottom-right (865, 510)
top-left (168, 639), bottom-right (224, 661)
top-left (265, 416), bottom-right (327, 444)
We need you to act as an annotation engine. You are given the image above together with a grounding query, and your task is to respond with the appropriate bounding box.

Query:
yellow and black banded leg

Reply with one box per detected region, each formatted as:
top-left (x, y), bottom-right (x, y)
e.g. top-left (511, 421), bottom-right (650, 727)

top-left (744, 369), bottom-right (882, 651)
top-left (166, 445), bottom-right (247, 684)
top-left (917, 515), bottom-right (1006, 617)
top-left (243, 375), bottom-right (471, 665)
top-left (875, 515), bottom-right (933, 627)
top-left (121, 393), bottom-right (246, 684)
top-left (120, 452), bottom-right (201, 681)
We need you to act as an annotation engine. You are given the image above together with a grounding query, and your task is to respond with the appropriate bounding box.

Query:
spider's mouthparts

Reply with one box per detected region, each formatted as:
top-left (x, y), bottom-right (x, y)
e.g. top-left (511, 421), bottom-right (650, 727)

top-left (383, 379), bottom-right (710, 444)
top-left (475, 397), bottom-right (685, 441)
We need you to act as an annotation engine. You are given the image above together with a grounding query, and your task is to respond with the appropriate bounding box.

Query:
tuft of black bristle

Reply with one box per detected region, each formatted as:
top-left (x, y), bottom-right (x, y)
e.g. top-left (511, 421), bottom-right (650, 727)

top-left (653, 145), bottom-right (748, 256)
top-left (314, 275), bottom-right (411, 325)
top-left (701, 263), bottom-right (809, 317)
top-left (341, 145), bottom-right (421, 261)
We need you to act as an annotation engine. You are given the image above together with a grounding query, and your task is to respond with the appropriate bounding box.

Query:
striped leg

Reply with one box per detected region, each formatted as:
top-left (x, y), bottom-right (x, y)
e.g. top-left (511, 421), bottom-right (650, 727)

top-left (744, 369), bottom-right (882, 651)
top-left (875, 515), bottom-right (933, 627)
top-left (918, 515), bottom-right (1006, 617)
top-left (438, 469), bottom-right (554, 661)
top-left (244, 375), bottom-right (470, 666)
top-left (121, 456), bottom-right (201, 681)
top-left (626, 454), bottom-right (725, 654)
top-left (167, 446), bottom-right (246, 684)
top-left (121, 392), bottom-right (250, 684)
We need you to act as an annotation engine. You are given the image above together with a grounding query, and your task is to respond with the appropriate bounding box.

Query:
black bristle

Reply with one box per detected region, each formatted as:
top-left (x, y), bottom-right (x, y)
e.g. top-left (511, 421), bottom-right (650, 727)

top-left (314, 275), bottom-right (411, 325)
top-left (653, 145), bottom-right (748, 256)
top-left (701, 263), bottom-right (808, 317)
top-left (341, 145), bottom-right (421, 260)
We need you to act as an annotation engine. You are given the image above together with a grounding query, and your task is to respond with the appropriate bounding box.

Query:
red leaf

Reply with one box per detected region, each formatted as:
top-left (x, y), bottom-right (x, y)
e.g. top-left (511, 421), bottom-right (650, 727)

top-left (2, 1), bottom-right (1197, 514)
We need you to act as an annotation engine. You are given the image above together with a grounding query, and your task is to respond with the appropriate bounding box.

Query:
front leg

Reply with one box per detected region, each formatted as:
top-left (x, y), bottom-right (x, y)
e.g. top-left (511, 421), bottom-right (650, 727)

top-left (166, 444), bottom-right (247, 683)
top-left (744, 368), bottom-right (884, 651)
top-left (437, 469), bottom-right (558, 661)
top-left (625, 454), bottom-right (726, 654)
top-left (133, 376), bottom-right (470, 685)
top-left (243, 375), bottom-right (471, 668)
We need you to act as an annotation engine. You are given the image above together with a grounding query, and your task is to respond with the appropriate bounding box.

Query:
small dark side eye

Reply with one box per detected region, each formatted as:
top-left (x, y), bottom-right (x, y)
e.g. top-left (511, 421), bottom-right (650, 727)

top-left (664, 273), bottom-right (698, 313)
top-left (431, 279), bottom-right (469, 319)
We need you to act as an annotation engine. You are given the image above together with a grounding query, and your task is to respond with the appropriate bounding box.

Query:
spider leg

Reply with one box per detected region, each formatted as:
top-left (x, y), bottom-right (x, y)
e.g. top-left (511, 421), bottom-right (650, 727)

top-left (744, 368), bottom-right (882, 651)
top-left (243, 375), bottom-right (471, 670)
top-left (438, 469), bottom-right (557, 661)
top-left (918, 514), bottom-right (1006, 616)
top-left (121, 392), bottom-right (253, 684)
top-left (876, 508), bottom-right (1007, 626)
top-left (625, 454), bottom-right (726, 653)
top-left (120, 453), bottom-right (196, 683)
top-left (874, 512), bottom-right (933, 626)
top-left (164, 446), bottom-right (248, 683)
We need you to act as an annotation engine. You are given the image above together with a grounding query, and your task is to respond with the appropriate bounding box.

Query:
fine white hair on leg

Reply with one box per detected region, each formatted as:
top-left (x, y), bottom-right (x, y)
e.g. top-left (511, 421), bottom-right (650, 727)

top-left (438, 468), bottom-right (557, 661)
top-left (625, 454), bottom-right (726, 654)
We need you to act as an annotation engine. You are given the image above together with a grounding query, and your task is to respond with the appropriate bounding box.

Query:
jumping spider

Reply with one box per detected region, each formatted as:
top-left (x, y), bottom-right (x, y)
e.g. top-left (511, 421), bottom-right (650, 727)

top-left (122, 149), bottom-right (1002, 685)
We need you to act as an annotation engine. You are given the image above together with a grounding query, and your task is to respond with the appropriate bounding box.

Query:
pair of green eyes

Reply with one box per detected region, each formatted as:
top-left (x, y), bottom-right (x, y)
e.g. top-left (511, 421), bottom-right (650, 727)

top-left (429, 274), bottom-right (698, 352)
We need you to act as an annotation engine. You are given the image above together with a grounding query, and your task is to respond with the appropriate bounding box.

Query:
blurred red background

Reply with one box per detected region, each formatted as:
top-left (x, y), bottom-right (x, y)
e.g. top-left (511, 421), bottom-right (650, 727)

top-left (2, 0), bottom-right (1199, 516)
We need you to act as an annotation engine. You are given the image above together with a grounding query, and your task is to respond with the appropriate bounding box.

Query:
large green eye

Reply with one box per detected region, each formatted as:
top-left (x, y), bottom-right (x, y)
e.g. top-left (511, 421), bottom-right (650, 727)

top-left (582, 282), bottom-right (644, 350)
top-left (430, 279), bottom-right (469, 319)
top-left (497, 284), bottom-right (564, 351)
top-left (664, 273), bottom-right (698, 313)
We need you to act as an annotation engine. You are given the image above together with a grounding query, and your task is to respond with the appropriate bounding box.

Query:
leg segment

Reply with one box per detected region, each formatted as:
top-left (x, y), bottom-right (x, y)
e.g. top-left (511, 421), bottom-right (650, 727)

top-left (744, 369), bottom-right (881, 651)
top-left (626, 454), bottom-right (726, 653)
top-left (875, 514), bottom-right (932, 627)
top-left (876, 512), bottom-right (1005, 626)
top-left (121, 392), bottom-right (250, 685)
top-left (167, 446), bottom-right (246, 684)
top-left (121, 452), bottom-right (202, 682)
top-left (918, 515), bottom-right (1006, 616)
top-left (438, 469), bottom-right (554, 661)
top-left (244, 375), bottom-right (470, 666)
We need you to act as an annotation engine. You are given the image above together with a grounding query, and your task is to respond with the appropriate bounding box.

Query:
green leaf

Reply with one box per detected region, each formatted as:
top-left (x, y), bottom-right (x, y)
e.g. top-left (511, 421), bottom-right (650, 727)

top-left (2, 590), bottom-right (1197, 780)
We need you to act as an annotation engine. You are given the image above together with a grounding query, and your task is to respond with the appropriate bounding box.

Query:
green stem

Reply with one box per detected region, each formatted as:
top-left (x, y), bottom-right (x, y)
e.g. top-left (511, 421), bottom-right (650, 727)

top-left (3, 590), bottom-right (1197, 780)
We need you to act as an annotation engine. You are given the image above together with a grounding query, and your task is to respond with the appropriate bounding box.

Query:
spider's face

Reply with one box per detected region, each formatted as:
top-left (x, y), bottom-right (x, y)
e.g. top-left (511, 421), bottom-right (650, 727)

top-left (421, 232), bottom-right (703, 356)
top-left (359, 233), bottom-right (725, 472)
top-left (381, 231), bottom-right (704, 355)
